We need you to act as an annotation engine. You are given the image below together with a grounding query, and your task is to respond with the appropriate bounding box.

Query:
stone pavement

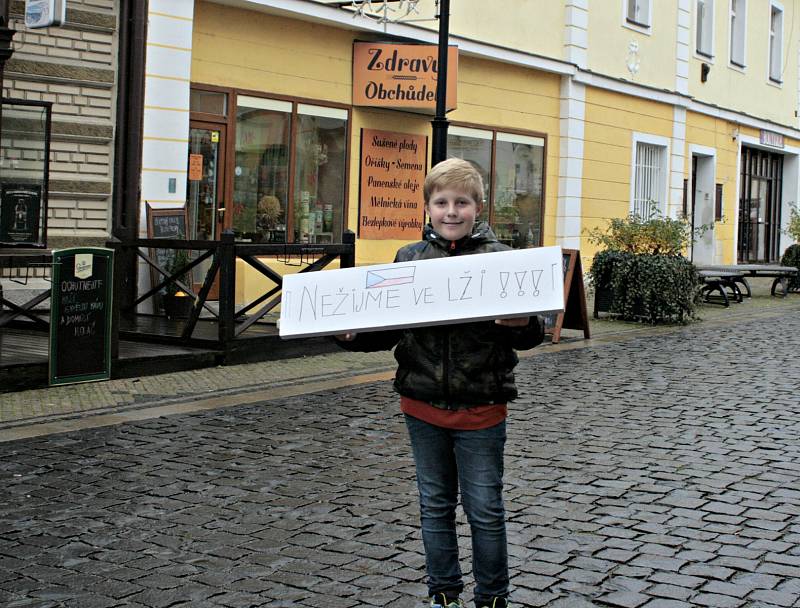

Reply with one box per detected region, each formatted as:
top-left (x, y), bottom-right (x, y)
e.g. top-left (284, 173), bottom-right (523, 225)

top-left (1, 302), bottom-right (800, 607)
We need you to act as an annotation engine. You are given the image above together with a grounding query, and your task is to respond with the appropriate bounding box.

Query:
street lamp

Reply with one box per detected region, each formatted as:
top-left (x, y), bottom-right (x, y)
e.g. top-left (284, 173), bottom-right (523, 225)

top-left (335, 0), bottom-right (451, 164)
top-left (430, 0), bottom-right (449, 165)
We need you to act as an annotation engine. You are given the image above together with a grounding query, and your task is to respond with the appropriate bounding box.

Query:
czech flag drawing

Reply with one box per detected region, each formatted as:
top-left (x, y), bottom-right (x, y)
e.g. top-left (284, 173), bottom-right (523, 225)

top-left (365, 266), bottom-right (416, 289)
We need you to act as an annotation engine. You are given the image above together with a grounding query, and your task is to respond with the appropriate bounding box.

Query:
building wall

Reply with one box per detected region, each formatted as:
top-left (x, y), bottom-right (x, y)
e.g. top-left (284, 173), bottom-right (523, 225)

top-left (687, 0), bottom-right (800, 127)
top-left (4, 0), bottom-right (118, 248)
top-left (580, 87), bottom-right (674, 258)
top-left (587, 0), bottom-right (679, 91)
top-left (301, 0), bottom-right (566, 64)
top-left (684, 110), bottom-right (739, 264)
top-left (192, 2), bottom-right (562, 268)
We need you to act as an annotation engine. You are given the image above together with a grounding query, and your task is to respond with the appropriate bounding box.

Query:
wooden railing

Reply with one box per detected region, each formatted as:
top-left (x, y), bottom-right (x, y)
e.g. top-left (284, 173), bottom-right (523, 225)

top-left (108, 230), bottom-right (356, 348)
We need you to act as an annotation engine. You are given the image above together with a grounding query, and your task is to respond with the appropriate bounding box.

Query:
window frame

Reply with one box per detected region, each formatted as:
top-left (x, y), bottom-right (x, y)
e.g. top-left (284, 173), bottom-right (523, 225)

top-left (695, 0), bottom-right (716, 61)
top-left (447, 122), bottom-right (548, 248)
top-left (630, 132), bottom-right (671, 217)
top-left (623, 0), bottom-right (652, 33)
top-left (729, 0), bottom-right (747, 69)
top-left (768, 1), bottom-right (784, 85)
top-left (189, 84), bottom-right (352, 243)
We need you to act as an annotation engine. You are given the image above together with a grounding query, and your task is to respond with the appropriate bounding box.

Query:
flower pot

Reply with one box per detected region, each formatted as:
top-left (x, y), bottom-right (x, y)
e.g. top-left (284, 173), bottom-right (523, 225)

top-left (162, 294), bottom-right (194, 320)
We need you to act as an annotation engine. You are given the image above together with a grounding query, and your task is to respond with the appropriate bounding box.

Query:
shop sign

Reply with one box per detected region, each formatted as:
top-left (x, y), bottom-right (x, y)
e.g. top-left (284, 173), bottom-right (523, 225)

top-left (0, 183), bottom-right (43, 245)
top-left (359, 128), bottom-right (427, 240)
top-left (353, 42), bottom-right (458, 112)
top-left (760, 129), bottom-right (784, 149)
top-left (189, 154), bottom-right (203, 181)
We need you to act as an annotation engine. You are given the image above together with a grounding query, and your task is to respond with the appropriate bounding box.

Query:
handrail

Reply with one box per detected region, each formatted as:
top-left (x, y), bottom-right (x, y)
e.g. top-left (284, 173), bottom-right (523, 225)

top-left (108, 230), bottom-right (356, 351)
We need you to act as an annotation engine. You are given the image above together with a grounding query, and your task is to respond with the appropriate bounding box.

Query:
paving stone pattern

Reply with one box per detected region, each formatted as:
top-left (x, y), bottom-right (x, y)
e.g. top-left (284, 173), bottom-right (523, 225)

top-left (1, 313), bottom-right (800, 607)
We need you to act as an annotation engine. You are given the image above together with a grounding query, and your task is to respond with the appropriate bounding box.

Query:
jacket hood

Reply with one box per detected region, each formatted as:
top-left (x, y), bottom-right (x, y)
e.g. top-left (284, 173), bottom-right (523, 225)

top-left (423, 221), bottom-right (499, 251)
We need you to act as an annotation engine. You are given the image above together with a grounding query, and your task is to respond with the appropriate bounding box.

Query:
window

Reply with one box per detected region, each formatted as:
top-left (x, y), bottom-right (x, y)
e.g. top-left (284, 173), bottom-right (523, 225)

top-left (631, 135), bottom-right (669, 217)
top-left (232, 96), bottom-right (348, 243)
top-left (769, 2), bottom-right (784, 83)
top-left (696, 0), bottom-right (715, 58)
top-left (626, 0), bottom-right (651, 27)
top-left (448, 126), bottom-right (545, 249)
top-left (729, 0), bottom-right (746, 67)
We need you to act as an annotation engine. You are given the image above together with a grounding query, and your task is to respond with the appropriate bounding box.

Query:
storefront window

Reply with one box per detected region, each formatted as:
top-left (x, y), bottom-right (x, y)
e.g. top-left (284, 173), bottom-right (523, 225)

top-left (190, 89), bottom-right (227, 116)
top-left (293, 105), bottom-right (348, 244)
top-left (493, 132), bottom-right (544, 248)
top-left (447, 126), bottom-right (491, 222)
top-left (448, 127), bottom-right (545, 248)
top-left (232, 96), bottom-right (348, 243)
top-left (233, 96), bottom-right (291, 242)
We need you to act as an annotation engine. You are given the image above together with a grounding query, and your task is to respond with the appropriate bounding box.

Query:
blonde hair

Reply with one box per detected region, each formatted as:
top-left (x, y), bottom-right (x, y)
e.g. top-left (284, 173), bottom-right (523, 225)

top-left (424, 158), bottom-right (484, 205)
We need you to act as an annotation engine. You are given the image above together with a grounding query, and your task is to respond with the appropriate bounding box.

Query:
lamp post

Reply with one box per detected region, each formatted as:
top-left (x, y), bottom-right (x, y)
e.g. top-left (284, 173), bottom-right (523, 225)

top-left (430, 0), bottom-right (450, 165)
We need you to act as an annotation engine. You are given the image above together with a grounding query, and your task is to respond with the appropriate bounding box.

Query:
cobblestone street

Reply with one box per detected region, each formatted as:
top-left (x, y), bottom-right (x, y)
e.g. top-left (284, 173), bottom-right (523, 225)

top-left (1, 311), bottom-right (800, 608)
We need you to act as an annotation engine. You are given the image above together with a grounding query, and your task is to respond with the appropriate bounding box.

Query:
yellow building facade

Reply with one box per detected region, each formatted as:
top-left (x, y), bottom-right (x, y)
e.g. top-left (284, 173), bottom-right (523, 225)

top-left (138, 0), bottom-right (800, 302)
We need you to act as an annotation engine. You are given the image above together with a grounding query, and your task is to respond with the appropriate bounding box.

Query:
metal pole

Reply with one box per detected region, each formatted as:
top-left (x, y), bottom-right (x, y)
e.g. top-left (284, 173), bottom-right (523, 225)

top-left (430, 0), bottom-right (450, 166)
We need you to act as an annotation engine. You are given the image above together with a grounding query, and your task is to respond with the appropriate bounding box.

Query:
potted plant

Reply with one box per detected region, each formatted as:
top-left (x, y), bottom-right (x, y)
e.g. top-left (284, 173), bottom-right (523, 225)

top-left (162, 249), bottom-right (195, 320)
top-left (780, 205), bottom-right (800, 292)
top-left (587, 205), bottom-right (703, 324)
top-left (257, 195), bottom-right (283, 240)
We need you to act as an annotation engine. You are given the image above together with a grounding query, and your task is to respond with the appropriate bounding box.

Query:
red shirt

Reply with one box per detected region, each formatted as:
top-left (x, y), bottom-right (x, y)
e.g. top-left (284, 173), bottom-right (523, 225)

top-left (401, 396), bottom-right (507, 430)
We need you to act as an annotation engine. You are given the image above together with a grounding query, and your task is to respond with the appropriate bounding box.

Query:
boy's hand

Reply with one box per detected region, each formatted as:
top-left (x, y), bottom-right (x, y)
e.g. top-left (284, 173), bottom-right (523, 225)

top-left (495, 317), bottom-right (529, 327)
top-left (335, 332), bottom-right (357, 341)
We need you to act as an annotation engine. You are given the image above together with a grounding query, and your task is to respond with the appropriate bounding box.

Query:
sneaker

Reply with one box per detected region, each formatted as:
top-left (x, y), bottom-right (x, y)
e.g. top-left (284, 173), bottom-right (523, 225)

top-left (476, 598), bottom-right (508, 608)
top-left (430, 592), bottom-right (463, 608)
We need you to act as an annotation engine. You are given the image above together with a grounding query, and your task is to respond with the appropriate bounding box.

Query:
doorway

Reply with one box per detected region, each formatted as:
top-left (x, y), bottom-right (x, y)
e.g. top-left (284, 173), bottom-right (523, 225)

top-left (738, 146), bottom-right (783, 263)
top-left (187, 122), bottom-right (227, 240)
top-left (690, 152), bottom-right (716, 264)
top-left (186, 122), bottom-right (228, 296)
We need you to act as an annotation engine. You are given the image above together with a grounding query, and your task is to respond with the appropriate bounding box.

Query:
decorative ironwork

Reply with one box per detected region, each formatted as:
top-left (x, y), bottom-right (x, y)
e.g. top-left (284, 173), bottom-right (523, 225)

top-left (335, 0), bottom-right (438, 26)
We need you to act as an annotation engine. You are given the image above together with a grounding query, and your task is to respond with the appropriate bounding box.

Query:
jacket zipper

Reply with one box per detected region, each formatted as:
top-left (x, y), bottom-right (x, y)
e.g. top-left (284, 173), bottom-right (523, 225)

top-left (442, 328), bottom-right (450, 402)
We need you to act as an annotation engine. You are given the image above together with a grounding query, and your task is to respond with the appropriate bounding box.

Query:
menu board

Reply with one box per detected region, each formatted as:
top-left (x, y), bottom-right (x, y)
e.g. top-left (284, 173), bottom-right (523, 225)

top-left (542, 248), bottom-right (590, 344)
top-left (49, 247), bottom-right (114, 385)
top-left (0, 183), bottom-right (42, 244)
top-left (146, 205), bottom-right (188, 275)
top-left (359, 129), bottom-right (427, 240)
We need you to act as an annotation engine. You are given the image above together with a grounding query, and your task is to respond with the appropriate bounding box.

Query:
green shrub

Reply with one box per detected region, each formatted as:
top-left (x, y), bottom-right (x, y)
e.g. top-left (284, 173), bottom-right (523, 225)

top-left (586, 206), bottom-right (707, 256)
top-left (590, 251), bottom-right (701, 324)
top-left (780, 243), bottom-right (800, 291)
top-left (785, 206), bottom-right (800, 243)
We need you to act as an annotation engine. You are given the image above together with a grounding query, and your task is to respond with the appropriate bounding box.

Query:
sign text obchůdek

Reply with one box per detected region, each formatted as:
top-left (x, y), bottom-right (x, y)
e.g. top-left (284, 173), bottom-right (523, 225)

top-left (353, 42), bottom-right (458, 112)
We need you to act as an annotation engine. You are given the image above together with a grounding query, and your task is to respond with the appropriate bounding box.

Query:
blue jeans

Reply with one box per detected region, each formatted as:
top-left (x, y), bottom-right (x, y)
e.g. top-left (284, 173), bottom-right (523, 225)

top-left (404, 414), bottom-right (508, 604)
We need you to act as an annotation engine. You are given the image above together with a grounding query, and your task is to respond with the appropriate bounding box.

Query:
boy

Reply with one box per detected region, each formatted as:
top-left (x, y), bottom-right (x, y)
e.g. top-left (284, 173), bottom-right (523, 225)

top-left (337, 158), bottom-right (544, 608)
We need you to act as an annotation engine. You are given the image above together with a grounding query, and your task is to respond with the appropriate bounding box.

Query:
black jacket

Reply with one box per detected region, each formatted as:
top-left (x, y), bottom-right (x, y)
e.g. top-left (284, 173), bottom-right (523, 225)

top-left (339, 223), bottom-right (545, 408)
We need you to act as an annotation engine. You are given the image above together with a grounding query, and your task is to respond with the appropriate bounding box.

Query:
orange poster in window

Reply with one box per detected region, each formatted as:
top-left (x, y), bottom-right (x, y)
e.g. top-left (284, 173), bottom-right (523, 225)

top-left (188, 154), bottom-right (203, 181)
top-left (353, 43), bottom-right (458, 113)
top-left (359, 129), bottom-right (427, 240)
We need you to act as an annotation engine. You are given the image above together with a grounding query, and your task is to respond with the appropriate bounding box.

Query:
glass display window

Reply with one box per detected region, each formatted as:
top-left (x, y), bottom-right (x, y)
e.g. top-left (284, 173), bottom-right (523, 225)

top-left (447, 126), bottom-right (545, 248)
top-left (233, 96), bottom-right (292, 243)
top-left (292, 105), bottom-right (348, 244)
top-left (230, 96), bottom-right (348, 244)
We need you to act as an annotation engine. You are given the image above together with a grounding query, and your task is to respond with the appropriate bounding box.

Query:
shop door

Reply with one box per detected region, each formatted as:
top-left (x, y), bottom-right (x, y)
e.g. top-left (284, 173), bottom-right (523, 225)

top-left (738, 147), bottom-right (782, 263)
top-left (186, 122), bottom-right (228, 295)
top-left (691, 154), bottom-right (715, 264)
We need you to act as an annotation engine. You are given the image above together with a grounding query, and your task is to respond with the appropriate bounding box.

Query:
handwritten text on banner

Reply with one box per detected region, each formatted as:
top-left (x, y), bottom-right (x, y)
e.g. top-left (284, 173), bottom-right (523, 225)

top-left (279, 246), bottom-right (565, 339)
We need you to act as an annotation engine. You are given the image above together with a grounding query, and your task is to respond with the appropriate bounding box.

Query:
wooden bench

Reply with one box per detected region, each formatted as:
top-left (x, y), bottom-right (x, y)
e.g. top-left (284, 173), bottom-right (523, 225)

top-left (696, 264), bottom-right (799, 298)
top-left (698, 270), bottom-right (745, 307)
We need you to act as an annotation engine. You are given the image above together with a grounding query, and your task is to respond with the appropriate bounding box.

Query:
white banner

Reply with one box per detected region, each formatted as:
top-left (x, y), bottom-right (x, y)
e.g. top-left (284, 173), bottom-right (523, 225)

top-left (279, 246), bottom-right (565, 339)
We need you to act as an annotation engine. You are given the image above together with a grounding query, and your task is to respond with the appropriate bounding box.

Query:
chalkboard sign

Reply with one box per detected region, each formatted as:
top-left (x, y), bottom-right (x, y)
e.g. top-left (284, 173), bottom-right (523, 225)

top-left (49, 247), bottom-right (114, 385)
top-left (0, 183), bottom-right (43, 245)
top-left (146, 204), bottom-right (188, 286)
top-left (543, 248), bottom-right (590, 344)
